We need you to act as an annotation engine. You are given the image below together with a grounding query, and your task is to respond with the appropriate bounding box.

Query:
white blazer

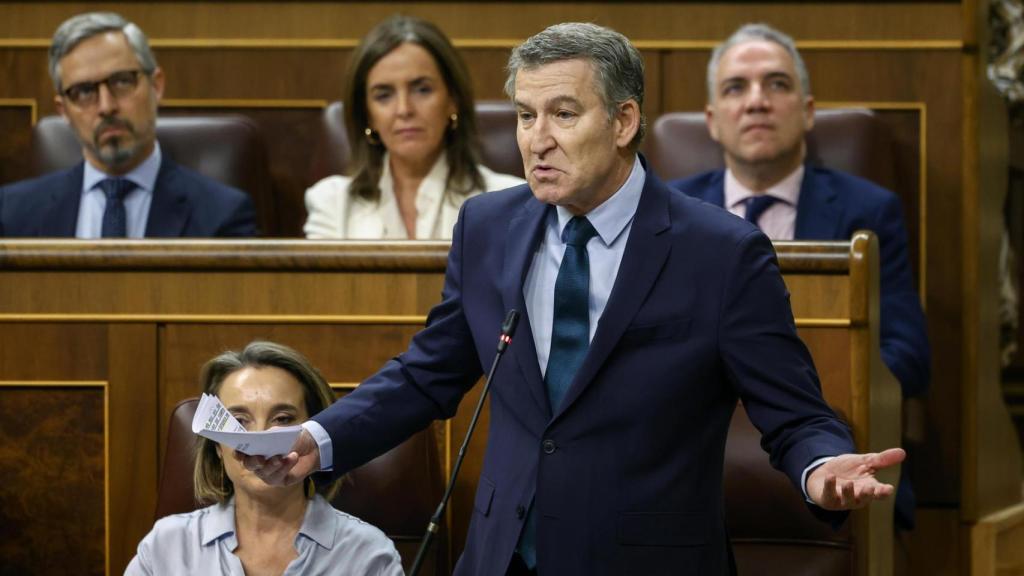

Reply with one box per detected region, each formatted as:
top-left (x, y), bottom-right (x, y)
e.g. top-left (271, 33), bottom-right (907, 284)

top-left (304, 152), bottom-right (525, 239)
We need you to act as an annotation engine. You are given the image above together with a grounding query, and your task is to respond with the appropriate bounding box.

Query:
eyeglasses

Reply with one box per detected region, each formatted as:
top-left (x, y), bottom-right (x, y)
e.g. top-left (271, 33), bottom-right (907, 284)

top-left (61, 69), bottom-right (145, 107)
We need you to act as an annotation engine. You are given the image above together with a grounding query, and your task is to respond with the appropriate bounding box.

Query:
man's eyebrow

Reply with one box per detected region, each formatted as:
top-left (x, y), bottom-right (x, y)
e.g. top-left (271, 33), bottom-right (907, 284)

top-left (515, 95), bottom-right (584, 111)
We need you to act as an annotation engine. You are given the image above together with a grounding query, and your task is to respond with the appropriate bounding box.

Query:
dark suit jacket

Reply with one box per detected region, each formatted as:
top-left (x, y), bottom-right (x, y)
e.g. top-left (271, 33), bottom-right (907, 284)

top-left (671, 166), bottom-right (930, 531)
top-left (0, 159), bottom-right (257, 237)
top-left (669, 166), bottom-right (930, 398)
top-left (313, 164), bottom-right (853, 575)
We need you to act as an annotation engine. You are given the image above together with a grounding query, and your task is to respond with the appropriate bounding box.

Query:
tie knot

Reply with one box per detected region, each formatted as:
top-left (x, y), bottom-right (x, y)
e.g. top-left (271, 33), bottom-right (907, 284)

top-left (98, 178), bottom-right (135, 201)
top-left (744, 195), bottom-right (779, 224)
top-left (562, 216), bottom-right (598, 247)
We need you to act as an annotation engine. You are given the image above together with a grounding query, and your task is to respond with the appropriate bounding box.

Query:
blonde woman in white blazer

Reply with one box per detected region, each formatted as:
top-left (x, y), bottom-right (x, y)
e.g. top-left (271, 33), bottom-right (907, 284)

top-left (304, 15), bottom-right (523, 240)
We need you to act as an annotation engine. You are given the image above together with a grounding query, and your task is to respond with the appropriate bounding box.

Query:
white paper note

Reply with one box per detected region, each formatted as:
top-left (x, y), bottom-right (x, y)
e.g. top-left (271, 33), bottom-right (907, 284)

top-left (191, 393), bottom-right (302, 456)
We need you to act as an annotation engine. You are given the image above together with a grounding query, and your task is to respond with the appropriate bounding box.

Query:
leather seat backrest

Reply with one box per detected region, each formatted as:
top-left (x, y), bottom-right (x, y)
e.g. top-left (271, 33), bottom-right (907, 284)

top-left (307, 99), bottom-right (523, 183)
top-left (645, 108), bottom-right (896, 191)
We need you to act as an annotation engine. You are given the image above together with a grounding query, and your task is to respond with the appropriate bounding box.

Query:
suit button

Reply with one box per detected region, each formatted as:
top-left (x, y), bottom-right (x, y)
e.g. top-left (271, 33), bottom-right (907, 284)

top-left (516, 505), bottom-right (526, 519)
top-left (542, 439), bottom-right (556, 454)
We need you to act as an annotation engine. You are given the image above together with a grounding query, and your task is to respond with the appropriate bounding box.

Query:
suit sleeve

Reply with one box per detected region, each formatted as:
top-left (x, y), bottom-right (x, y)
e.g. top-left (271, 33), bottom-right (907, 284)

top-left (213, 189), bottom-right (259, 237)
top-left (311, 203), bottom-right (484, 477)
top-left (718, 229), bottom-right (855, 487)
top-left (871, 193), bottom-right (930, 398)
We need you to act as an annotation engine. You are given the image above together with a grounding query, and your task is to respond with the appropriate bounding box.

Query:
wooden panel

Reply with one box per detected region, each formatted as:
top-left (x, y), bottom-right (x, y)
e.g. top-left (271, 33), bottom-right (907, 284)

top-left (784, 275), bottom-right (852, 321)
top-left (0, 324), bottom-right (107, 379)
top-left (106, 324), bottom-right (159, 576)
top-left (905, 507), bottom-right (961, 576)
top-left (0, 102), bottom-right (35, 186)
top-left (0, 2), bottom-right (962, 41)
top-left (0, 270), bottom-right (445, 316)
top-left (0, 385), bottom-right (105, 576)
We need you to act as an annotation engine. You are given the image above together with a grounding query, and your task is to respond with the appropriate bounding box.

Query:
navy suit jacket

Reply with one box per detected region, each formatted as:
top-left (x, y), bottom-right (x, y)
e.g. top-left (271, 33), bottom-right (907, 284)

top-left (669, 167), bottom-right (930, 399)
top-left (0, 159), bottom-right (257, 237)
top-left (313, 164), bottom-right (853, 575)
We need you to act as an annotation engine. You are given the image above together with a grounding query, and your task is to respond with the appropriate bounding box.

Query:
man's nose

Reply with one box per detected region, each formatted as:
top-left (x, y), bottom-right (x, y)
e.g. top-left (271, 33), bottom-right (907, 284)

top-left (528, 116), bottom-right (556, 155)
top-left (743, 83), bottom-right (770, 112)
top-left (96, 82), bottom-right (119, 115)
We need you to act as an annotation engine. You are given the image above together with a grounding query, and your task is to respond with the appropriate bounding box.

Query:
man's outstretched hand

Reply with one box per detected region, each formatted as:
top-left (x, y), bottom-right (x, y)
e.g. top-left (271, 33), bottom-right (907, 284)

top-left (806, 448), bottom-right (905, 510)
top-left (235, 428), bottom-right (321, 487)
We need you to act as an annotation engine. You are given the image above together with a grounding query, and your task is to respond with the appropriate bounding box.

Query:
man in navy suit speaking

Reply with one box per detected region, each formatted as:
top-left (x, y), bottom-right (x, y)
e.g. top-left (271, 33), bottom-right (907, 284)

top-left (0, 12), bottom-right (256, 238)
top-left (244, 23), bottom-right (904, 575)
top-left (669, 23), bottom-right (930, 534)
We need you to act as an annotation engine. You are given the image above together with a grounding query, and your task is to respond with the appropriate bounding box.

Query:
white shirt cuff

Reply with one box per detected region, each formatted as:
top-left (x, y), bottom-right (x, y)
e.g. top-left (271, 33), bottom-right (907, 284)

top-left (301, 420), bottom-right (333, 471)
top-left (801, 456), bottom-right (835, 503)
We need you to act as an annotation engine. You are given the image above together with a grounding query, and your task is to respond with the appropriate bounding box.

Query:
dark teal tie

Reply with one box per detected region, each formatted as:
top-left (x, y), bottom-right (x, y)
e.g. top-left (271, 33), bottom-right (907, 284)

top-left (744, 194), bottom-right (779, 227)
top-left (517, 216), bottom-right (598, 569)
top-left (545, 215), bottom-right (598, 411)
top-left (99, 178), bottom-right (135, 238)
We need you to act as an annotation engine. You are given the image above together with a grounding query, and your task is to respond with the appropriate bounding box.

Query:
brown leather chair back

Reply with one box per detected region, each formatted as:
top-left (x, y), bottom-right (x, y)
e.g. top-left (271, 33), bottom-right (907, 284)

top-left (725, 405), bottom-right (851, 575)
top-left (645, 108), bottom-right (896, 191)
top-left (475, 100), bottom-right (523, 178)
top-left (31, 114), bottom-right (275, 236)
top-left (307, 99), bottom-right (523, 183)
top-left (157, 398), bottom-right (444, 574)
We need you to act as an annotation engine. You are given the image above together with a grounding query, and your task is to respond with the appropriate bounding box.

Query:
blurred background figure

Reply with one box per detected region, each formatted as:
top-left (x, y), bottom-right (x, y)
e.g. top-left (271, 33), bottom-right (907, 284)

top-left (304, 15), bottom-right (524, 239)
top-left (126, 341), bottom-right (403, 576)
top-left (0, 11), bottom-right (257, 239)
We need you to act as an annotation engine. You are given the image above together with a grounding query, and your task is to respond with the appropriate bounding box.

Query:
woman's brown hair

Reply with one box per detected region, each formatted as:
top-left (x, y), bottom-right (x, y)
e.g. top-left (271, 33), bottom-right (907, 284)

top-left (345, 14), bottom-right (485, 202)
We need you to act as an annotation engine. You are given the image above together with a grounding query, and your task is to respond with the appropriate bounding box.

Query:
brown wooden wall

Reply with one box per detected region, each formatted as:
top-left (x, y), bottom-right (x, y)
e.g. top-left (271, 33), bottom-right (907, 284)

top-left (0, 2), bottom-right (1018, 575)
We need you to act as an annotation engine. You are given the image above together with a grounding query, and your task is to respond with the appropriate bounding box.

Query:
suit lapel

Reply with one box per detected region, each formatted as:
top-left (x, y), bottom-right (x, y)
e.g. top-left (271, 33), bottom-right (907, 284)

top-left (794, 166), bottom-right (841, 239)
top-left (39, 163), bottom-right (85, 237)
top-left (502, 198), bottom-right (552, 418)
top-left (553, 169), bottom-right (673, 420)
top-left (144, 160), bottom-right (190, 237)
top-left (707, 170), bottom-right (726, 208)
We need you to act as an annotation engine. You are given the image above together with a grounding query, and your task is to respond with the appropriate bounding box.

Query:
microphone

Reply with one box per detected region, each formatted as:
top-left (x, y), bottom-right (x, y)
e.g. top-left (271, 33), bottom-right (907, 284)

top-left (409, 309), bottom-right (520, 576)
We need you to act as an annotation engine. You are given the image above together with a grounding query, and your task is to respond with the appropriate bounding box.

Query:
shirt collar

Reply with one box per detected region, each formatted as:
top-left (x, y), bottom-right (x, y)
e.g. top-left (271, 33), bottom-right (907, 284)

top-left (723, 163), bottom-right (804, 209)
top-left (199, 499), bottom-right (236, 547)
top-left (82, 141), bottom-right (162, 195)
top-left (555, 154), bottom-right (645, 246)
top-left (198, 495), bottom-right (337, 550)
top-left (297, 494), bottom-right (336, 550)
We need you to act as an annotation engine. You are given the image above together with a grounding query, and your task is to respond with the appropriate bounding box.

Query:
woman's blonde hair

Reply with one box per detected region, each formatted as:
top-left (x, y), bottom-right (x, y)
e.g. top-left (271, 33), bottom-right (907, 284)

top-left (192, 341), bottom-right (339, 504)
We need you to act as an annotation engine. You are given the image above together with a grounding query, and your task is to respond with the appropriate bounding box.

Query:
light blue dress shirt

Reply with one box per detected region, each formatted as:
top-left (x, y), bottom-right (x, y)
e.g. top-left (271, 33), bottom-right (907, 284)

top-left (76, 143), bottom-right (160, 238)
top-left (124, 494), bottom-right (404, 576)
top-left (523, 155), bottom-right (645, 377)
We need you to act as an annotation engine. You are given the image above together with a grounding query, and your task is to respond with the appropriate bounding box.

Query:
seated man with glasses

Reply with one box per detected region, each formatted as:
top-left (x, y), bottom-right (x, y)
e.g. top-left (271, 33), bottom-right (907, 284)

top-left (0, 12), bottom-right (257, 238)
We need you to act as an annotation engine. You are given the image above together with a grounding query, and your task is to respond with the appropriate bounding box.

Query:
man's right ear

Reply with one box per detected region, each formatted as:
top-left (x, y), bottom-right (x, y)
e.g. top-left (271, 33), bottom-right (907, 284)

top-left (705, 105), bottom-right (720, 143)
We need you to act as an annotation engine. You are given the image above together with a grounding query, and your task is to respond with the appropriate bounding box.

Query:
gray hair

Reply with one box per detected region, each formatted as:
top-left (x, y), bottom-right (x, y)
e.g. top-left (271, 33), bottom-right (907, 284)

top-left (505, 22), bottom-right (646, 147)
top-left (49, 12), bottom-right (158, 92)
top-left (706, 23), bottom-right (810, 102)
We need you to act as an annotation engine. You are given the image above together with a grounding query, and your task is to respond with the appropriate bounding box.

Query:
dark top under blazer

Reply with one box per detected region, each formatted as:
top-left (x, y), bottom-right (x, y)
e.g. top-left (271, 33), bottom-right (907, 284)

top-left (669, 166), bottom-right (930, 399)
top-left (313, 164), bottom-right (853, 575)
top-left (0, 159), bottom-right (257, 237)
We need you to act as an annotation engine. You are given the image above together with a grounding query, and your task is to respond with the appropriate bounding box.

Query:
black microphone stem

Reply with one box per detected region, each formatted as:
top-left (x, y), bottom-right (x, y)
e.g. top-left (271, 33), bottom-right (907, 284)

top-left (409, 310), bottom-right (519, 576)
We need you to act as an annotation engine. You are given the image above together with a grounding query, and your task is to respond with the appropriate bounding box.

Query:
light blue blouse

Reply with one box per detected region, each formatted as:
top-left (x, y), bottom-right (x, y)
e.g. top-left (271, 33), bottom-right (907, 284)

top-left (125, 495), bottom-right (404, 575)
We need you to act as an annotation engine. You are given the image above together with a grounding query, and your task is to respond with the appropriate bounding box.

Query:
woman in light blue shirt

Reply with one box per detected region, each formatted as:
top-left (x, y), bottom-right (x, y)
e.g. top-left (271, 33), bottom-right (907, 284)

top-left (126, 341), bottom-right (404, 576)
